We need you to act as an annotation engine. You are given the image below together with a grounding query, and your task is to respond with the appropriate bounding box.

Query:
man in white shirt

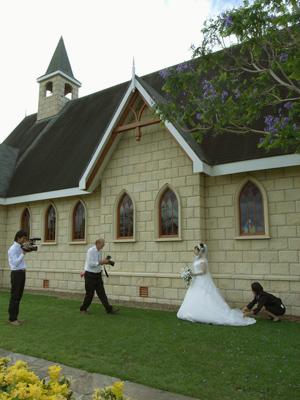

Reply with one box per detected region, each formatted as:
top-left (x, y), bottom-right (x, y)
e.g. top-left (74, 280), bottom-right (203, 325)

top-left (7, 230), bottom-right (28, 326)
top-left (80, 238), bottom-right (118, 314)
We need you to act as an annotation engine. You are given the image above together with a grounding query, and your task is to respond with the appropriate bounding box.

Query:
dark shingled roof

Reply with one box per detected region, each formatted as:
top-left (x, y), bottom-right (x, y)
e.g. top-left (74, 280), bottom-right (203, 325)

top-left (0, 60), bottom-right (291, 199)
top-left (44, 37), bottom-right (75, 80)
top-left (0, 144), bottom-right (19, 196)
top-left (3, 81), bottom-right (129, 197)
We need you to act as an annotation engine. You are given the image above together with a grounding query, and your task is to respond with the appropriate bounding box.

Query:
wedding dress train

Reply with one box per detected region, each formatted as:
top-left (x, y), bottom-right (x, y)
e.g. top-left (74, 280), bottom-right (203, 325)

top-left (177, 256), bottom-right (256, 326)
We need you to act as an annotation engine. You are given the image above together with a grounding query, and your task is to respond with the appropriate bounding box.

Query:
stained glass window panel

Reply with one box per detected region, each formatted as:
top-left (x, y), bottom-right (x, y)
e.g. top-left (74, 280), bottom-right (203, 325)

top-left (45, 205), bottom-right (56, 241)
top-left (21, 208), bottom-right (30, 236)
top-left (73, 202), bottom-right (85, 240)
top-left (118, 194), bottom-right (134, 238)
top-left (160, 189), bottom-right (178, 236)
top-left (239, 182), bottom-right (265, 235)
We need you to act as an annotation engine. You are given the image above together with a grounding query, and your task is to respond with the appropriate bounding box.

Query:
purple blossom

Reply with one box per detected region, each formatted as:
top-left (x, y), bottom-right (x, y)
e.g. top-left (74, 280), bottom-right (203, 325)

top-left (279, 53), bottom-right (288, 63)
top-left (196, 112), bottom-right (202, 121)
top-left (284, 101), bottom-right (293, 110)
top-left (264, 115), bottom-right (279, 133)
top-left (221, 90), bottom-right (229, 103)
top-left (159, 69), bottom-right (170, 80)
top-left (282, 117), bottom-right (290, 127)
top-left (176, 62), bottom-right (190, 73)
top-left (222, 13), bottom-right (233, 29)
top-left (202, 79), bottom-right (217, 99)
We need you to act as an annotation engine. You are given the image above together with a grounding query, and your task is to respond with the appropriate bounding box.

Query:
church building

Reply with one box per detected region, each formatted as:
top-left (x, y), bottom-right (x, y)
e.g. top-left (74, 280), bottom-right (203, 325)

top-left (1, 37), bottom-right (299, 315)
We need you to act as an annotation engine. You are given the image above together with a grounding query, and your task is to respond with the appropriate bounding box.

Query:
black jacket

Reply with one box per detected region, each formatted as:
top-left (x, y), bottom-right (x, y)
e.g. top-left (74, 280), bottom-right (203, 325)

top-left (247, 291), bottom-right (284, 315)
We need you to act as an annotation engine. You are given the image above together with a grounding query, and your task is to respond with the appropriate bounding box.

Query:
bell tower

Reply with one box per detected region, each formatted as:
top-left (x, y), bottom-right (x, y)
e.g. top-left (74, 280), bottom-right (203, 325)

top-left (37, 37), bottom-right (81, 121)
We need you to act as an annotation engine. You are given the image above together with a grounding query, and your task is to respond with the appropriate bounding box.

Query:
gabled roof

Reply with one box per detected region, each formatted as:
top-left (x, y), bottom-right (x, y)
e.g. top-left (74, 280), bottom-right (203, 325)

top-left (0, 144), bottom-right (19, 196)
top-left (1, 61), bottom-right (300, 204)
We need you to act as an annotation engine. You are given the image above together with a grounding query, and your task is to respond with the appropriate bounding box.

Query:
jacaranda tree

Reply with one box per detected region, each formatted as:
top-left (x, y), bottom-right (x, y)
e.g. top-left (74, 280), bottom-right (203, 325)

top-left (157, 0), bottom-right (300, 152)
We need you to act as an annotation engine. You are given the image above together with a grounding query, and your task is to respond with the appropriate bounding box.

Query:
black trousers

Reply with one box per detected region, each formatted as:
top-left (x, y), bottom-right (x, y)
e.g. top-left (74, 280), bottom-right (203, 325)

top-left (266, 302), bottom-right (286, 316)
top-left (80, 271), bottom-right (112, 313)
top-left (8, 270), bottom-right (26, 322)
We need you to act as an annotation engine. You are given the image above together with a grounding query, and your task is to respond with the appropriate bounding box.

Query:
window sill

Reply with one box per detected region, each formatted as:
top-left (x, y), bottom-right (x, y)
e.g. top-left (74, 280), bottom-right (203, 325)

top-left (69, 240), bottom-right (87, 245)
top-left (235, 235), bottom-right (270, 240)
top-left (41, 241), bottom-right (57, 246)
top-left (113, 238), bottom-right (136, 243)
top-left (155, 237), bottom-right (182, 242)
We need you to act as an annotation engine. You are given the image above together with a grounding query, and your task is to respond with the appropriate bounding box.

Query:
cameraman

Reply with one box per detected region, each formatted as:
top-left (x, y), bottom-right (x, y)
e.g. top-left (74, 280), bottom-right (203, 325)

top-left (80, 238), bottom-right (119, 315)
top-left (7, 230), bottom-right (28, 326)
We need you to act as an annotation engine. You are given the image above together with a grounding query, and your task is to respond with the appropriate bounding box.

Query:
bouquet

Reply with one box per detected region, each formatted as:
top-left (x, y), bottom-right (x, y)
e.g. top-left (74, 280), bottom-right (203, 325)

top-left (180, 265), bottom-right (193, 286)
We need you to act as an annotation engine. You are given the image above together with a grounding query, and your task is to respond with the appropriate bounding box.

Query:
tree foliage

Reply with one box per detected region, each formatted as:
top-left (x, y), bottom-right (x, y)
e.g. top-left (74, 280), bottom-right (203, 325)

top-left (157, 0), bottom-right (300, 152)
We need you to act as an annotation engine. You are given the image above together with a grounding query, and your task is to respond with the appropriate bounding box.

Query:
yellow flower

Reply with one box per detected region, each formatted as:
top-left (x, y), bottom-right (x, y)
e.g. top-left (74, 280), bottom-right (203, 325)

top-left (48, 365), bottom-right (62, 381)
top-left (111, 381), bottom-right (124, 399)
top-left (92, 388), bottom-right (101, 400)
top-left (14, 360), bottom-right (28, 369)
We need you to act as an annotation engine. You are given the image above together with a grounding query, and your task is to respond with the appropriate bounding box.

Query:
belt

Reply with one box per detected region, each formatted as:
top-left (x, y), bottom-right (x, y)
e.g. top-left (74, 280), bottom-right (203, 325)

top-left (12, 269), bottom-right (26, 272)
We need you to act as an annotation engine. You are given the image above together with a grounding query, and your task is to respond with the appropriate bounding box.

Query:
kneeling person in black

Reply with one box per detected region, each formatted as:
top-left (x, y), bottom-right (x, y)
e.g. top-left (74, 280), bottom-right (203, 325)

top-left (243, 282), bottom-right (286, 322)
top-left (80, 238), bottom-right (118, 314)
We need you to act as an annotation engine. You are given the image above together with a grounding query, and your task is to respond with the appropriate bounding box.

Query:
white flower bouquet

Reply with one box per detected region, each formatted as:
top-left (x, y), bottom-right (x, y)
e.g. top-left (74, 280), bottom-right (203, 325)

top-left (180, 265), bottom-right (193, 286)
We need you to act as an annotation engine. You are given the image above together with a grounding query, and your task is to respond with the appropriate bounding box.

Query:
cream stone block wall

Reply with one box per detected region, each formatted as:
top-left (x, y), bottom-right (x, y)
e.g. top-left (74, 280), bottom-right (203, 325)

top-left (1, 117), bottom-right (300, 315)
top-left (0, 206), bottom-right (7, 285)
top-left (205, 167), bottom-right (300, 315)
top-left (0, 190), bottom-right (103, 294)
top-left (0, 121), bottom-right (204, 309)
top-left (37, 75), bottom-right (79, 121)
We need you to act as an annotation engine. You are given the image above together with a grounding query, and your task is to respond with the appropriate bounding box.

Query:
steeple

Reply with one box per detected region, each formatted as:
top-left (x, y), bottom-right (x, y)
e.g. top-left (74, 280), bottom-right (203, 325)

top-left (45, 37), bottom-right (75, 78)
top-left (37, 37), bottom-right (81, 121)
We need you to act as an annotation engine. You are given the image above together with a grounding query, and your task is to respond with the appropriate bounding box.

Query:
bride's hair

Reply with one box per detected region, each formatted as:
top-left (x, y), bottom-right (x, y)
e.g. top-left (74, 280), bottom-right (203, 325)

top-left (195, 242), bottom-right (208, 257)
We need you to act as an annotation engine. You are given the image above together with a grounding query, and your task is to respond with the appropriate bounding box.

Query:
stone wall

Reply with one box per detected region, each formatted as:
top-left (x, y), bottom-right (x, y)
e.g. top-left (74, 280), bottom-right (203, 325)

top-left (0, 205), bottom-right (7, 285)
top-left (0, 120), bottom-right (204, 308)
top-left (37, 75), bottom-right (79, 121)
top-left (1, 120), bottom-right (300, 315)
top-left (205, 167), bottom-right (300, 315)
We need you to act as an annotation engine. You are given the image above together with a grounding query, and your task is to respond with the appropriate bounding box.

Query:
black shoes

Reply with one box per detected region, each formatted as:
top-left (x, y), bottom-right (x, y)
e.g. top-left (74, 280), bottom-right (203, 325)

top-left (108, 307), bottom-right (120, 314)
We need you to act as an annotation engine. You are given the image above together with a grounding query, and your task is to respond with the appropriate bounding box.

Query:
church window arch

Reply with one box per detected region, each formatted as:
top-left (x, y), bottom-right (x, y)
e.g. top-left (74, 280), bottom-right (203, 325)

top-left (64, 83), bottom-right (73, 99)
top-left (159, 187), bottom-right (179, 237)
top-left (45, 81), bottom-right (53, 97)
top-left (237, 179), bottom-right (269, 237)
top-left (72, 201), bottom-right (86, 240)
top-left (44, 204), bottom-right (56, 242)
top-left (117, 193), bottom-right (134, 239)
top-left (20, 208), bottom-right (31, 236)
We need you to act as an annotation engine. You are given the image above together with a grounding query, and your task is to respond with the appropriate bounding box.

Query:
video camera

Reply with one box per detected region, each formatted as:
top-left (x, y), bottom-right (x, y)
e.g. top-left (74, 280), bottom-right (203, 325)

top-left (21, 237), bottom-right (41, 252)
top-left (106, 255), bottom-right (115, 266)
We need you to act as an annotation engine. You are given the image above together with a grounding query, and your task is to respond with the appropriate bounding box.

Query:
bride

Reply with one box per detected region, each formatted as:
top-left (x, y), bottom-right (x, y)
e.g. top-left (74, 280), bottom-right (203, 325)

top-left (177, 243), bottom-right (256, 326)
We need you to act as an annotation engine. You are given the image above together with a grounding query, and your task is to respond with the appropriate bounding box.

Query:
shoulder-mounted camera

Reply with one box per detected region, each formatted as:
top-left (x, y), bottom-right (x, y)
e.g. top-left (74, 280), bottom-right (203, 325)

top-left (21, 237), bottom-right (41, 252)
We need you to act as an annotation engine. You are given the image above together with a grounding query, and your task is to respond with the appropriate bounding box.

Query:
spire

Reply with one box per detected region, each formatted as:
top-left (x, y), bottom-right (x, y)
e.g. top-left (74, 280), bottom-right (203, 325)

top-left (131, 57), bottom-right (136, 92)
top-left (132, 57), bottom-right (135, 79)
top-left (45, 37), bottom-right (75, 78)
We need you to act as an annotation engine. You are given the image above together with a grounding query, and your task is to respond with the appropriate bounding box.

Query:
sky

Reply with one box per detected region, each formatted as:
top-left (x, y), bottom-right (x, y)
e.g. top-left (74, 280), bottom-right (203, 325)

top-left (0, 0), bottom-right (242, 143)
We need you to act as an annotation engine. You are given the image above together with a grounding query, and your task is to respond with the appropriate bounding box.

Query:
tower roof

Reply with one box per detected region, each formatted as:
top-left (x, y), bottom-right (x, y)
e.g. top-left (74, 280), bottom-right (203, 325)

top-left (46, 37), bottom-right (75, 78)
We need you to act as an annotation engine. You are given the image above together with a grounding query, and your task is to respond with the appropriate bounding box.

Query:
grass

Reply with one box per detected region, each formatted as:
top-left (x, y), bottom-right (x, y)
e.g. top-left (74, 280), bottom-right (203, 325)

top-left (0, 291), bottom-right (299, 400)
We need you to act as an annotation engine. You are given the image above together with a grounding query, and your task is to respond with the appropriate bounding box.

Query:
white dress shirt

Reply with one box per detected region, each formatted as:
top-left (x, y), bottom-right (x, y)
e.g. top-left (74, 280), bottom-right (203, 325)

top-left (84, 245), bottom-right (103, 273)
top-left (8, 241), bottom-right (27, 271)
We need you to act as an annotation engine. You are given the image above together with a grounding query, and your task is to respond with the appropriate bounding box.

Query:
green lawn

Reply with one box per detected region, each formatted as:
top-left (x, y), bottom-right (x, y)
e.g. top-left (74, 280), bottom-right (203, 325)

top-left (0, 291), bottom-right (299, 400)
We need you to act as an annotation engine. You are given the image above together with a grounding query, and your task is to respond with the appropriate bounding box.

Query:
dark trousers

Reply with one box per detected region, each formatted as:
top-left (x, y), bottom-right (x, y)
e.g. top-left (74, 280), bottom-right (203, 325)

top-left (80, 271), bottom-right (112, 313)
top-left (8, 270), bottom-right (26, 322)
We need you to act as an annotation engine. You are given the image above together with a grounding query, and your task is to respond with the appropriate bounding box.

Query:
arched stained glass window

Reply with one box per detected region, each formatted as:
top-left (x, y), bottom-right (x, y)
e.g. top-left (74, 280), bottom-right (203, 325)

top-left (159, 189), bottom-right (178, 237)
top-left (21, 208), bottom-right (30, 236)
top-left (45, 205), bottom-right (56, 241)
top-left (72, 201), bottom-right (85, 240)
top-left (118, 194), bottom-right (134, 238)
top-left (239, 181), bottom-right (265, 235)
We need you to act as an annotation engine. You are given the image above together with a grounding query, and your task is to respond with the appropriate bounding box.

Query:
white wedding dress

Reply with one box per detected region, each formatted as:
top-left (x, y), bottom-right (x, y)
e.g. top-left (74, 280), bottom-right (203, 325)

top-left (177, 256), bottom-right (256, 326)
